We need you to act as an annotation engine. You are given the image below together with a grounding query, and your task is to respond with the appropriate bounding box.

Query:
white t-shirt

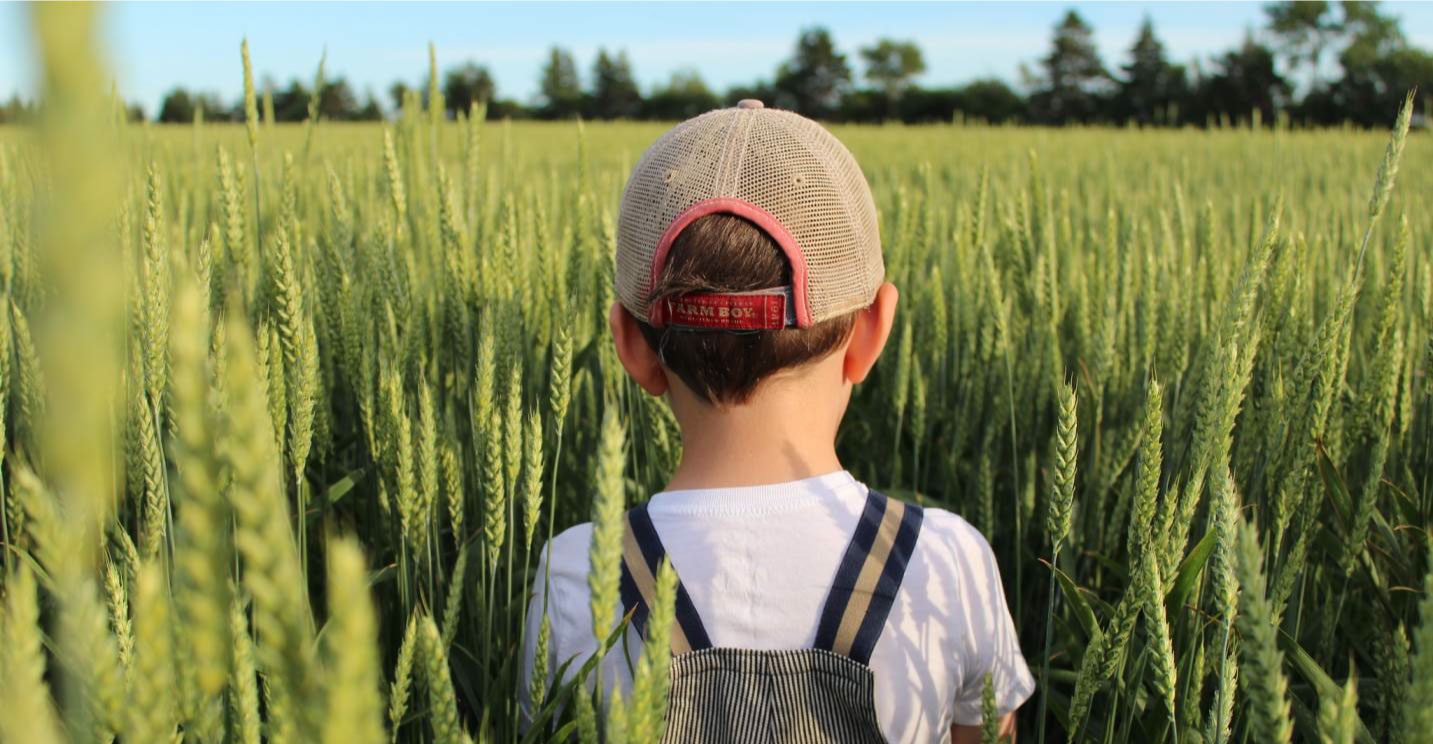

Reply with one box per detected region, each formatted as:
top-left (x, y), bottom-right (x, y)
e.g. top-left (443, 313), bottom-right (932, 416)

top-left (519, 470), bottom-right (1035, 742)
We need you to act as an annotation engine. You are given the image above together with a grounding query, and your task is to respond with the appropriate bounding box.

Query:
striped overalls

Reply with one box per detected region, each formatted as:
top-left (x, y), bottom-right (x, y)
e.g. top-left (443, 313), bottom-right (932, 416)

top-left (620, 489), bottom-right (925, 743)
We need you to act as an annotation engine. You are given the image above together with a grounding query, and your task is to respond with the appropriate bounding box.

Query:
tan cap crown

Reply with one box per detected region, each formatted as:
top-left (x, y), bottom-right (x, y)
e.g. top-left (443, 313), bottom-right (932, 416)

top-left (615, 100), bottom-right (883, 329)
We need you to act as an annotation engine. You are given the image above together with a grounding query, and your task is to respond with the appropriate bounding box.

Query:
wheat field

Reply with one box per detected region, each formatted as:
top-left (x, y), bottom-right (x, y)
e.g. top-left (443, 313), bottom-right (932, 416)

top-left (1, 5), bottom-right (1431, 744)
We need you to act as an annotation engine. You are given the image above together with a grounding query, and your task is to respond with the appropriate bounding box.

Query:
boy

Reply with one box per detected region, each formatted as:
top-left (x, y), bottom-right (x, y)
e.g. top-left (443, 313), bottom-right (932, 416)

top-left (521, 99), bottom-right (1033, 742)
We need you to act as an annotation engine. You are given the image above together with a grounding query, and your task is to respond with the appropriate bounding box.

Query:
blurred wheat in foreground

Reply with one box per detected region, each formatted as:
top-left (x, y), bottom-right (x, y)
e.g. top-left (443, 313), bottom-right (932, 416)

top-left (1, 5), bottom-right (1431, 744)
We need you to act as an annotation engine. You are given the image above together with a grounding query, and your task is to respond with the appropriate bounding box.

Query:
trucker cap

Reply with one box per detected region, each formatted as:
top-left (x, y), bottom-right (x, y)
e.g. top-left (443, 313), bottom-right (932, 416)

top-left (615, 98), bottom-right (883, 332)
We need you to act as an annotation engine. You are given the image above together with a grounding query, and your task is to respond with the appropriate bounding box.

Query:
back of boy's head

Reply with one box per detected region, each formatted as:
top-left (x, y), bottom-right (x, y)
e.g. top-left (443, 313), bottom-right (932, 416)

top-left (615, 100), bottom-right (883, 406)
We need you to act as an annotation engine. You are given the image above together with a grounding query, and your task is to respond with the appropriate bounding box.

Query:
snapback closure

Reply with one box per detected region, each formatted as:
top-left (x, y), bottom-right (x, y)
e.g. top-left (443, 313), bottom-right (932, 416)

top-left (663, 286), bottom-right (796, 333)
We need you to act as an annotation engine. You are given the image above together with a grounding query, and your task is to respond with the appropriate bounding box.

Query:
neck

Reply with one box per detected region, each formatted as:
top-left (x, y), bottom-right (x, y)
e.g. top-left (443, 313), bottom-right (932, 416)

top-left (662, 376), bottom-right (846, 491)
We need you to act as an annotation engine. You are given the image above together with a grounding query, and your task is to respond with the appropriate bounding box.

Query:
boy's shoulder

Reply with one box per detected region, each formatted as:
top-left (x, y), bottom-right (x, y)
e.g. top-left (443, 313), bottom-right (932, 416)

top-left (537, 521), bottom-right (595, 576)
top-left (912, 503), bottom-right (988, 548)
top-left (537, 497), bottom-right (995, 570)
top-left (530, 523), bottom-right (599, 644)
top-left (905, 502), bottom-right (1001, 579)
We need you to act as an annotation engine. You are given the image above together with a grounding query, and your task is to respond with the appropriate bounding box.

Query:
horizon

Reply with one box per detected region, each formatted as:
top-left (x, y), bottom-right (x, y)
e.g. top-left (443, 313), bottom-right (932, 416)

top-left (2, 2), bottom-right (1433, 118)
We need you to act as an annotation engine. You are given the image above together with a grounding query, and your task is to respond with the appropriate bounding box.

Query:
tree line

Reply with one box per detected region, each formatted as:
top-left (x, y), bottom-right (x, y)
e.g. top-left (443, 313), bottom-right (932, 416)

top-left (3, 2), bottom-right (1426, 127)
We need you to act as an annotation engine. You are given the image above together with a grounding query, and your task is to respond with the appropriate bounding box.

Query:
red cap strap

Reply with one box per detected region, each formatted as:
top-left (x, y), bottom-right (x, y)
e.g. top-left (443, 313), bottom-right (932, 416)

top-left (648, 197), bottom-right (812, 328)
top-left (662, 288), bottom-right (794, 331)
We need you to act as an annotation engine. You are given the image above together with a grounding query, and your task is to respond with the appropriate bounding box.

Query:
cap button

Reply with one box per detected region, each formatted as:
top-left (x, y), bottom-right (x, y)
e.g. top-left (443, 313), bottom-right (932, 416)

top-left (736, 98), bottom-right (764, 110)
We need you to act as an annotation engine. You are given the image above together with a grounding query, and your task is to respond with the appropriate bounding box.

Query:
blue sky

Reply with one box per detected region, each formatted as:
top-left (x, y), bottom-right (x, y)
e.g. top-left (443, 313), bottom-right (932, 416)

top-left (3, 2), bottom-right (1432, 117)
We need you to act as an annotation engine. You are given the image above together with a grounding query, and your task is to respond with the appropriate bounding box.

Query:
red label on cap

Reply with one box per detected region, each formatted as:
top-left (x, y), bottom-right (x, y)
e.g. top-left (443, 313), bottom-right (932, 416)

top-left (664, 293), bottom-right (788, 330)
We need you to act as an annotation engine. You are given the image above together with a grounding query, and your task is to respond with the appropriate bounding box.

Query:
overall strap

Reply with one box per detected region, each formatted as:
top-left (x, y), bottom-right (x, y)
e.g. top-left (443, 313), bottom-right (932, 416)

top-left (813, 489), bottom-right (924, 665)
top-left (618, 502), bottom-right (713, 654)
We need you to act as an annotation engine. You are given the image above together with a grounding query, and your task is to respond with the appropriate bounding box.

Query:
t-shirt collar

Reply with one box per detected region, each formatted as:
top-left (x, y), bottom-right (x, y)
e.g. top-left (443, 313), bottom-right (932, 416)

top-left (646, 469), bottom-right (859, 516)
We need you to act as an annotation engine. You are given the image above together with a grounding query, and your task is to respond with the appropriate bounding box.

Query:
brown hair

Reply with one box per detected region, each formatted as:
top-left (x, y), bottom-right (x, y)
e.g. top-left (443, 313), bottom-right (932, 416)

top-left (638, 213), bottom-right (857, 406)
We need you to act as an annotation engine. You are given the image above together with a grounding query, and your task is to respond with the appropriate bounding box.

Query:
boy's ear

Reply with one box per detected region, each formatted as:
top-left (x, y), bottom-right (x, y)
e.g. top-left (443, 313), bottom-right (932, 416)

top-left (610, 301), bottom-right (670, 397)
top-left (843, 281), bottom-right (899, 385)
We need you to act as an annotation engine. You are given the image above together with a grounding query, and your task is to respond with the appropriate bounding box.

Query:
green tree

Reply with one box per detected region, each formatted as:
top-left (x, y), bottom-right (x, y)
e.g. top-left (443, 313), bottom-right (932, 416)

top-left (158, 89), bottom-right (228, 122)
top-left (1333, 2), bottom-right (1430, 126)
top-left (1028, 10), bottom-right (1112, 124)
top-left (272, 79), bottom-right (313, 121)
top-left (643, 68), bottom-right (719, 120)
top-left (958, 79), bottom-right (1027, 123)
top-left (589, 48), bottom-right (641, 119)
top-left (1265, 1), bottom-right (1339, 89)
top-left (194, 92), bottom-right (228, 120)
top-left (157, 88), bottom-right (195, 123)
top-left (1275, 1), bottom-right (1431, 126)
top-left (316, 78), bottom-right (360, 121)
top-left (539, 46), bottom-right (582, 119)
top-left (0, 94), bottom-right (32, 124)
top-left (1115, 16), bottom-right (1189, 124)
top-left (388, 81), bottom-right (411, 112)
top-left (772, 27), bottom-right (852, 118)
top-left (1339, 0), bottom-right (1404, 62)
top-left (355, 90), bottom-right (383, 121)
top-left (724, 80), bottom-right (778, 107)
top-left (1336, 0), bottom-right (1407, 82)
top-left (443, 62), bottom-right (496, 119)
top-left (890, 79), bottom-right (1025, 124)
top-left (486, 97), bottom-right (532, 120)
top-left (860, 38), bottom-right (926, 117)
top-left (1194, 34), bottom-right (1292, 125)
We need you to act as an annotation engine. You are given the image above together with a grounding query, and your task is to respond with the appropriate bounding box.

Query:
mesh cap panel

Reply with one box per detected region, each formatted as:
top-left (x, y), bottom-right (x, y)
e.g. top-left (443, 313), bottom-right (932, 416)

top-left (616, 102), bottom-right (883, 327)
